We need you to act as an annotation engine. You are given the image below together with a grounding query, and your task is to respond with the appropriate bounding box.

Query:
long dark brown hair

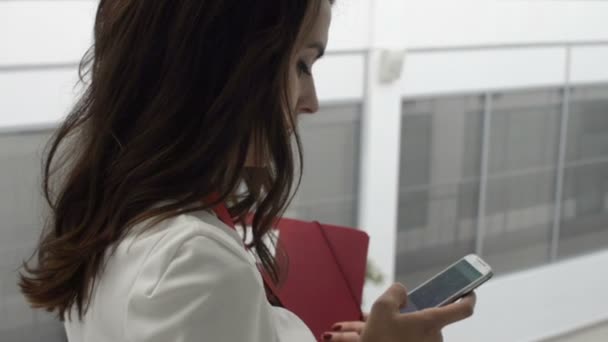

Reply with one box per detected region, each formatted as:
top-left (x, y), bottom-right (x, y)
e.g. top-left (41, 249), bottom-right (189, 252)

top-left (19, 0), bottom-right (330, 320)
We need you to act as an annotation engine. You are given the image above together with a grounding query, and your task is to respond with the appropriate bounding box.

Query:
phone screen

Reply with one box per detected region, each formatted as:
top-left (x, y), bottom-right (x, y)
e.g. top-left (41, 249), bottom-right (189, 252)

top-left (402, 260), bottom-right (483, 313)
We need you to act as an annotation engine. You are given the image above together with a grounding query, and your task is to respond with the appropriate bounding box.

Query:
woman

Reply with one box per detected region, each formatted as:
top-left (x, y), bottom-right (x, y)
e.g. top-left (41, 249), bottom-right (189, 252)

top-left (19, 0), bottom-right (476, 341)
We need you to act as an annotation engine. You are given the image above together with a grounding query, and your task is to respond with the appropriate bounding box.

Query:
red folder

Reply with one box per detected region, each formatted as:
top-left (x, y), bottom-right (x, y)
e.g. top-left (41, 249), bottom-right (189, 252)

top-left (274, 218), bottom-right (369, 340)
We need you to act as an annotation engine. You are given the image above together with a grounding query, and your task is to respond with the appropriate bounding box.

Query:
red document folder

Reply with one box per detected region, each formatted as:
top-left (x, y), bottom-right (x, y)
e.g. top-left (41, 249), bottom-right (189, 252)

top-left (275, 218), bottom-right (370, 340)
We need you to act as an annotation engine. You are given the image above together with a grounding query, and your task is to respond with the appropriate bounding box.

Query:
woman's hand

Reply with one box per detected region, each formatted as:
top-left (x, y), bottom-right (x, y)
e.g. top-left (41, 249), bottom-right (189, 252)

top-left (322, 314), bottom-right (368, 341)
top-left (321, 284), bottom-right (476, 342)
top-left (362, 283), bottom-right (476, 342)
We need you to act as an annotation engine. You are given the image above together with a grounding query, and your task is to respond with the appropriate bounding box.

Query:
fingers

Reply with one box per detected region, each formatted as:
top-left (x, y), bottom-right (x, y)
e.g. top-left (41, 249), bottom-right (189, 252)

top-left (321, 331), bottom-right (361, 342)
top-left (426, 292), bottom-right (477, 328)
top-left (331, 321), bottom-right (365, 334)
top-left (371, 283), bottom-right (408, 317)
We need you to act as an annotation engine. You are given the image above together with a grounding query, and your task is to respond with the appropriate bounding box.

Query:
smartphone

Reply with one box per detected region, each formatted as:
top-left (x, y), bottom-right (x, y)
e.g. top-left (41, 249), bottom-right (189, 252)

top-left (401, 254), bottom-right (493, 313)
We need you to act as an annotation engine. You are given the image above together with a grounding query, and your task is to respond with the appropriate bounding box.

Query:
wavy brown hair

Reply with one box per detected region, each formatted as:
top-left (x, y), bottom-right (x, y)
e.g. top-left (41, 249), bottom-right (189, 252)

top-left (19, 0), bottom-right (332, 320)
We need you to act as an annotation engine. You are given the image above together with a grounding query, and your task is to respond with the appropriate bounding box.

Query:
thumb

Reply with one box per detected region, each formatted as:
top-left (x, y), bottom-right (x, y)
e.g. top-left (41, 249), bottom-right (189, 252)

top-left (371, 283), bottom-right (408, 318)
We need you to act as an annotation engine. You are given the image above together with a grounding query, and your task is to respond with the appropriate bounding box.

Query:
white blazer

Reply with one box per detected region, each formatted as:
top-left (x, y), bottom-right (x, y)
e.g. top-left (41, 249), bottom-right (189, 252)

top-left (64, 209), bottom-right (316, 342)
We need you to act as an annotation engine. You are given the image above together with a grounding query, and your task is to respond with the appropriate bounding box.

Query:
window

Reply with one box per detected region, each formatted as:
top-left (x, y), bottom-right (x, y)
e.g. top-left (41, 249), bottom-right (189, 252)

top-left (483, 90), bottom-right (561, 273)
top-left (0, 131), bottom-right (65, 341)
top-left (396, 96), bottom-right (483, 287)
top-left (559, 85), bottom-right (608, 259)
top-left (396, 85), bottom-right (608, 285)
top-left (286, 104), bottom-right (362, 228)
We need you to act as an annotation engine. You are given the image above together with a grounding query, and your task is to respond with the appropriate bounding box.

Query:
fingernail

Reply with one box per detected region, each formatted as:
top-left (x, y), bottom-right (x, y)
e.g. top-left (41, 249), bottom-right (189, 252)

top-left (322, 333), bottom-right (333, 340)
top-left (332, 324), bottom-right (342, 331)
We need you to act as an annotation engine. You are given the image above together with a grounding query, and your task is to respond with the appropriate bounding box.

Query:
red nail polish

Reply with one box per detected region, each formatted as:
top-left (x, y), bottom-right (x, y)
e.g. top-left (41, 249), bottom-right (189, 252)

top-left (332, 324), bottom-right (342, 331)
top-left (323, 333), bottom-right (332, 340)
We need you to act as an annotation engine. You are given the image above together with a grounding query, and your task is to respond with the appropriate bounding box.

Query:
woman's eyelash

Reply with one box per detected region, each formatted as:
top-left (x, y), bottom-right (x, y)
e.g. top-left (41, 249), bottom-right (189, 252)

top-left (297, 60), bottom-right (312, 76)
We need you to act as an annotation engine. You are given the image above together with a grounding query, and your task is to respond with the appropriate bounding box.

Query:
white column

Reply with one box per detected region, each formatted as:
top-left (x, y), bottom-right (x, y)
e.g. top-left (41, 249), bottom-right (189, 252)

top-left (357, 1), bottom-right (409, 309)
top-left (358, 48), bottom-right (403, 309)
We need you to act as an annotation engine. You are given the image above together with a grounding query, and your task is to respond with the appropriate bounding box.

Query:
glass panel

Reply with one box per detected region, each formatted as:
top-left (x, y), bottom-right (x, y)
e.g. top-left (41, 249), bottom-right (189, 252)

top-left (286, 104), bottom-right (362, 228)
top-left (482, 89), bottom-right (561, 274)
top-left (0, 131), bottom-right (67, 341)
top-left (396, 96), bottom-right (483, 288)
top-left (559, 85), bottom-right (608, 259)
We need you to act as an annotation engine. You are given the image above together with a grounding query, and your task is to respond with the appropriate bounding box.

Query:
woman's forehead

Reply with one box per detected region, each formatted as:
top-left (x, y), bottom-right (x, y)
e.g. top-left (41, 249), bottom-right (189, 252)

top-left (301, 0), bottom-right (332, 49)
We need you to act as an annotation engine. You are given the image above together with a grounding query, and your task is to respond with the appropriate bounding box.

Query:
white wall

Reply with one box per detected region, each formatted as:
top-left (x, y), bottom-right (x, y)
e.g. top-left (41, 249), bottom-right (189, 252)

top-left (374, 1), bottom-right (608, 50)
top-left (4, 1), bottom-right (608, 129)
top-left (0, 69), bottom-right (81, 131)
top-left (570, 46), bottom-right (608, 84)
top-left (0, 1), bottom-right (96, 66)
top-left (401, 47), bottom-right (567, 98)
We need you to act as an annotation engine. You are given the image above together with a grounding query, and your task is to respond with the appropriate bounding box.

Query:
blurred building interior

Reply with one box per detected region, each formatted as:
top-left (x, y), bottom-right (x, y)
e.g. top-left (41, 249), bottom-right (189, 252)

top-left (2, 1), bottom-right (608, 341)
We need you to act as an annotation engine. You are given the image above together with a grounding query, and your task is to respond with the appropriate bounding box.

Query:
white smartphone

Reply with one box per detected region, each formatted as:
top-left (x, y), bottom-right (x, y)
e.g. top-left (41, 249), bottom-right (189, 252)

top-left (401, 254), bottom-right (493, 313)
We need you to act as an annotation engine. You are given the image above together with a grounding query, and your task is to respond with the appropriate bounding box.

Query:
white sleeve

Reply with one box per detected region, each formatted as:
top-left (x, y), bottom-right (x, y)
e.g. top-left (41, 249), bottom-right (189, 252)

top-left (125, 235), bottom-right (276, 342)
